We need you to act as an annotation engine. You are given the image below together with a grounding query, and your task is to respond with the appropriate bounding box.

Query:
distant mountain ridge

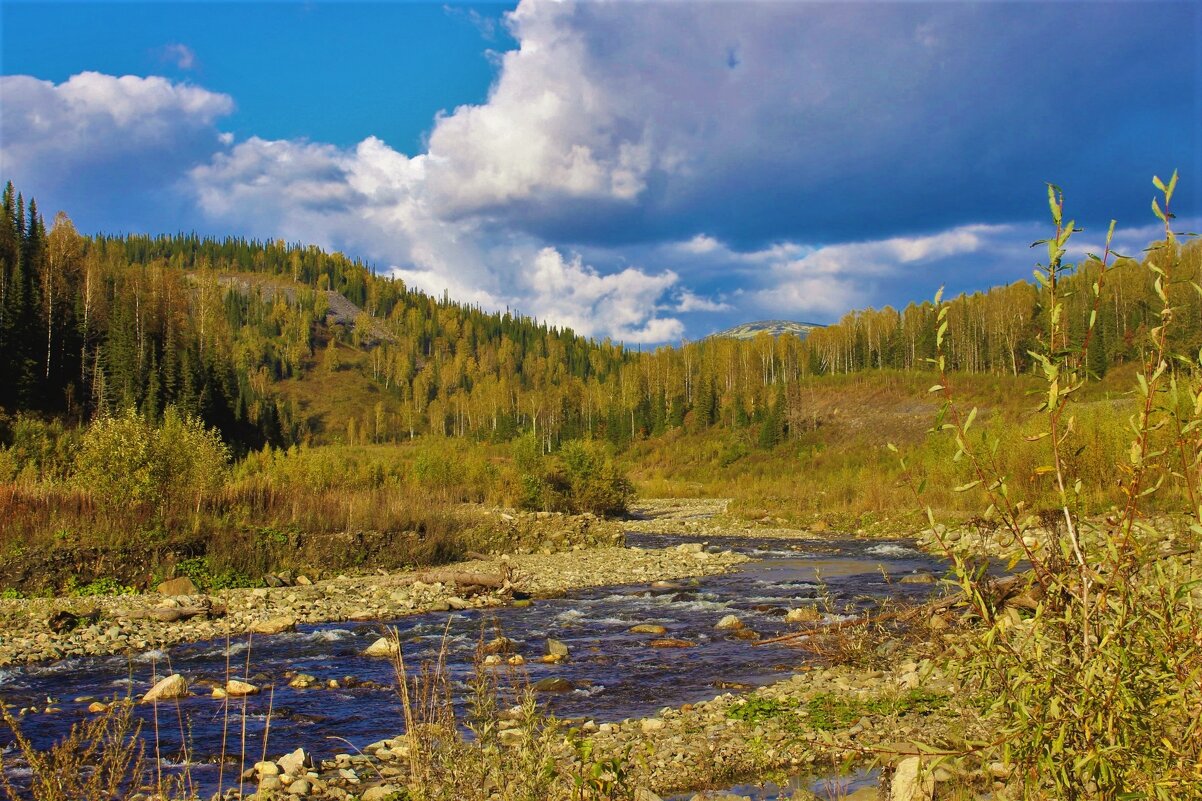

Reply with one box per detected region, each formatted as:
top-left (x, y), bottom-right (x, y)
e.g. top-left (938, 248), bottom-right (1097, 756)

top-left (710, 320), bottom-right (823, 340)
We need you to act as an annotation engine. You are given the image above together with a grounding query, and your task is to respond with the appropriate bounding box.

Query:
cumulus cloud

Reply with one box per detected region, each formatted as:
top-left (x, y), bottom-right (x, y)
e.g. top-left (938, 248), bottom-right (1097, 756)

top-left (417, 0), bottom-right (1197, 245)
top-left (5, 0), bottom-right (1195, 339)
top-left (674, 290), bottom-right (731, 313)
top-left (0, 72), bottom-right (232, 228)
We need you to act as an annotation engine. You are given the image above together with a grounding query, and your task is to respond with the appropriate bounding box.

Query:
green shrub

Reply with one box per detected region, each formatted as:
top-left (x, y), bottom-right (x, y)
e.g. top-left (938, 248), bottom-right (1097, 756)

top-left (513, 436), bottom-right (633, 517)
top-left (72, 407), bottom-right (229, 517)
top-left (66, 576), bottom-right (135, 597)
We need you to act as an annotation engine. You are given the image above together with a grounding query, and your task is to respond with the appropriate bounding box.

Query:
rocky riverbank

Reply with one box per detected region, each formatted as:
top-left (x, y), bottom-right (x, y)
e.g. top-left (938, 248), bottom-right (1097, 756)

top-left (236, 653), bottom-right (983, 801)
top-left (0, 540), bottom-right (747, 667)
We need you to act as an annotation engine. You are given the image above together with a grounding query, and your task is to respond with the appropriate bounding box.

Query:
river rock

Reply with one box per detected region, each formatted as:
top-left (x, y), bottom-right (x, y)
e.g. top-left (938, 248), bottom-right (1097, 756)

top-left (531, 677), bottom-right (574, 693)
top-left (277, 747), bottom-right (311, 775)
top-left (786, 606), bottom-right (822, 623)
top-left (545, 638), bottom-right (570, 658)
top-left (640, 718), bottom-right (665, 733)
top-left (288, 777), bottom-right (311, 795)
top-left (142, 674), bottom-right (188, 703)
top-left (250, 615), bottom-right (297, 635)
top-left (226, 679), bottom-right (260, 697)
top-left (157, 577), bottom-right (198, 596)
top-left (362, 786), bottom-right (403, 801)
top-left (900, 573), bottom-right (937, 585)
top-left (891, 756), bottom-right (935, 801)
top-left (255, 761), bottom-right (280, 777)
top-left (289, 673), bottom-right (319, 689)
top-left (648, 638), bottom-right (695, 648)
top-left (715, 614), bottom-right (742, 630)
top-left (483, 636), bottom-right (516, 655)
top-left (498, 728), bottom-right (525, 746)
top-left (363, 637), bottom-right (399, 658)
top-left (629, 624), bottom-right (667, 635)
top-left (87, 701), bottom-right (108, 713)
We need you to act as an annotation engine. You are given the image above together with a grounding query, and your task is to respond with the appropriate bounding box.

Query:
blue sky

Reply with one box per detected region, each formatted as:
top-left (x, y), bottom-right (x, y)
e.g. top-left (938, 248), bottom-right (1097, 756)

top-left (2, 1), bottom-right (1200, 343)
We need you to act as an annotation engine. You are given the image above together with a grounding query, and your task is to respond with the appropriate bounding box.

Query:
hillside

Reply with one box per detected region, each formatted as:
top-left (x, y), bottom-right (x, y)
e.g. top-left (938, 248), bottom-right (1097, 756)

top-left (3, 179), bottom-right (1200, 457)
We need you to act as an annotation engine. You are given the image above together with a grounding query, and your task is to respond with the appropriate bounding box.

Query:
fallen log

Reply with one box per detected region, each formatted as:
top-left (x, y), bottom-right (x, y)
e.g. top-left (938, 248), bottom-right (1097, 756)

top-left (123, 604), bottom-right (226, 623)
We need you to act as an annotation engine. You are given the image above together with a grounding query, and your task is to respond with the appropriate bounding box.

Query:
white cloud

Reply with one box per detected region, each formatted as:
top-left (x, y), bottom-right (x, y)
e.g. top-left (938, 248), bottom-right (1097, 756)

top-left (159, 43), bottom-right (198, 70)
top-left (674, 290), bottom-right (731, 313)
top-left (0, 72), bottom-right (232, 213)
top-left (676, 234), bottom-right (722, 255)
top-left (760, 225), bottom-right (1009, 278)
top-left (424, 0), bottom-right (658, 216)
top-left (524, 248), bottom-right (682, 342)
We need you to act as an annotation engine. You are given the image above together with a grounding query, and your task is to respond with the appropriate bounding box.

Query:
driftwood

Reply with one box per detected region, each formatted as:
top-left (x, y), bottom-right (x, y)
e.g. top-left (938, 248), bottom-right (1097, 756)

top-left (123, 604), bottom-right (226, 623)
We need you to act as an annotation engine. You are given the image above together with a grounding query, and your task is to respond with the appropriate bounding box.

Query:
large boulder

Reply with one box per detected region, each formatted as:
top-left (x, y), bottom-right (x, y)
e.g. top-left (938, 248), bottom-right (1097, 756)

top-left (142, 674), bottom-right (188, 703)
top-left (250, 616), bottom-right (297, 635)
top-left (157, 576), bottom-right (198, 596)
top-left (225, 679), bottom-right (260, 697)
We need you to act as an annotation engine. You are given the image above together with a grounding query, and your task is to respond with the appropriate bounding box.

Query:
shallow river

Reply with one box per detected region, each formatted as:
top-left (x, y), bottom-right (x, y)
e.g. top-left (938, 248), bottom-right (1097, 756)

top-left (0, 532), bottom-right (944, 795)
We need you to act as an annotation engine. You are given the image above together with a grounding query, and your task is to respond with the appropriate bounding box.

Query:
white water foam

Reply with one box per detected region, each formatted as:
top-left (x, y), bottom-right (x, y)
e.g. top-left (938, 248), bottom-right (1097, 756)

top-left (865, 543), bottom-right (920, 558)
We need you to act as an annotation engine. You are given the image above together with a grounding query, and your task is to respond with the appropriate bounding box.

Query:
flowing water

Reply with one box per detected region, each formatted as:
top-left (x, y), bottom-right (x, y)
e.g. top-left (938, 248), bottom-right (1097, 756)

top-left (0, 533), bottom-right (944, 794)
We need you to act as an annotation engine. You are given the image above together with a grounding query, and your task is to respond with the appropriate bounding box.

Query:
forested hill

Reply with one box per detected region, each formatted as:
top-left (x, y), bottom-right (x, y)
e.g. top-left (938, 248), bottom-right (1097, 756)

top-left (2, 180), bottom-right (1200, 454)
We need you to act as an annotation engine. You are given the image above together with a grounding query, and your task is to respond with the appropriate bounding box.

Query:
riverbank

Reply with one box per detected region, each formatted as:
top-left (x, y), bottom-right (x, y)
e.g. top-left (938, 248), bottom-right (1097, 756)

top-left (249, 651), bottom-right (981, 801)
top-left (0, 538), bottom-right (748, 668)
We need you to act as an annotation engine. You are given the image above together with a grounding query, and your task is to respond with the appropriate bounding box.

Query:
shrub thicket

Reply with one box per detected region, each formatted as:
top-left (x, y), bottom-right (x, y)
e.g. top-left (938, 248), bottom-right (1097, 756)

top-left (902, 175), bottom-right (1202, 799)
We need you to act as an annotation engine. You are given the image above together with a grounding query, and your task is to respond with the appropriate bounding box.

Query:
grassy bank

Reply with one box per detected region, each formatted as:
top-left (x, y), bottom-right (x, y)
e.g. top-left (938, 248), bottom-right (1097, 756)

top-left (626, 366), bottom-right (1153, 529)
